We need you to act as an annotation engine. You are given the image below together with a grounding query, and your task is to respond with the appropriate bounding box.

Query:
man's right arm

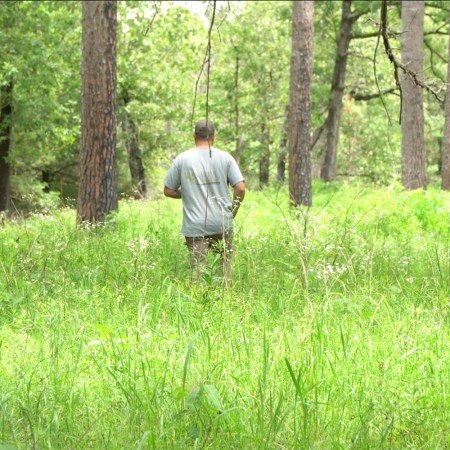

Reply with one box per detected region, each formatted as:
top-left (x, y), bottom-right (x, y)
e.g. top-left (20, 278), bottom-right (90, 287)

top-left (164, 186), bottom-right (182, 199)
top-left (232, 181), bottom-right (245, 218)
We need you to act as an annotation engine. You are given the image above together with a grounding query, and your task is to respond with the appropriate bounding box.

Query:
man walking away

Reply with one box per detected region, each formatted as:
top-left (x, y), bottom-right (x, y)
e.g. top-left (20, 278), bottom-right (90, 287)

top-left (163, 119), bottom-right (245, 284)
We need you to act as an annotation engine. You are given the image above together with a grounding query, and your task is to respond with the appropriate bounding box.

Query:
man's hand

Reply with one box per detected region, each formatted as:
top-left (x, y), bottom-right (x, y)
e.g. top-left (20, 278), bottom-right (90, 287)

top-left (232, 181), bottom-right (245, 218)
top-left (164, 186), bottom-right (182, 199)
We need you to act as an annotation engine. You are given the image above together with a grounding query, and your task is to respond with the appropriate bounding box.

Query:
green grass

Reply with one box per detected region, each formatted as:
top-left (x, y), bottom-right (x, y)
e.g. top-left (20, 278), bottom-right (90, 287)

top-left (0, 181), bottom-right (449, 449)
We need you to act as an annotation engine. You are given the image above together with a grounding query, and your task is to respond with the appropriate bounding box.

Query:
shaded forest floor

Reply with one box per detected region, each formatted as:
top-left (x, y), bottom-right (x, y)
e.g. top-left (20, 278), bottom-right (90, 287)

top-left (0, 181), bottom-right (449, 449)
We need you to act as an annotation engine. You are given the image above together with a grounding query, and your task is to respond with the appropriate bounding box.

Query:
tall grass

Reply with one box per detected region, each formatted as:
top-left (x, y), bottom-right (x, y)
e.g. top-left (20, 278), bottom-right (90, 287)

top-left (0, 181), bottom-right (449, 449)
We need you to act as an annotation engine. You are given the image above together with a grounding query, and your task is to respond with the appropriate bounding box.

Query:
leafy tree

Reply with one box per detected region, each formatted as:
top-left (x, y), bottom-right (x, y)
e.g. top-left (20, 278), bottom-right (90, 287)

top-left (320, 0), bottom-right (367, 182)
top-left (0, 1), bottom-right (81, 209)
top-left (116, 1), bottom-right (205, 195)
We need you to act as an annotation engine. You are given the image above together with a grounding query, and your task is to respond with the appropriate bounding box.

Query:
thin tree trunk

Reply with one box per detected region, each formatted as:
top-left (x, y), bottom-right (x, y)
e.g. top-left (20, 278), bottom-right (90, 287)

top-left (77, 1), bottom-right (118, 222)
top-left (0, 81), bottom-right (13, 212)
top-left (401, 1), bottom-right (427, 189)
top-left (277, 104), bottom-right (289, 182)
top-left (122, 108), bottom-right (147, 199)
top-left (321, 0), bottom-right (358, 181)
top-left (259, 122), bottom-right (270, 188)
top-left (441, 11), bottom-right (450, 190)
top-left (233, 51), bottom-right (244, 165)
top-left (288, 0), bottom-right (314, 206)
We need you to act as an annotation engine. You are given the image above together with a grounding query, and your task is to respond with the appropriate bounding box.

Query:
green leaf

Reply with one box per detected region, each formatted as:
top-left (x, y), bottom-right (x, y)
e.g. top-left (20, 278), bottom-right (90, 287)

top-left (203, 384), bottom-right (224, 412)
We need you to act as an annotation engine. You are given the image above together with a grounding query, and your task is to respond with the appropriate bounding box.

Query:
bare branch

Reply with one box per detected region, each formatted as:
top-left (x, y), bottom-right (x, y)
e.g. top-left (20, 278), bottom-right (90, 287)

top-left (380, 0), bottom-right (444, 124)
top-left (351, 87), bottom-right (398, 101)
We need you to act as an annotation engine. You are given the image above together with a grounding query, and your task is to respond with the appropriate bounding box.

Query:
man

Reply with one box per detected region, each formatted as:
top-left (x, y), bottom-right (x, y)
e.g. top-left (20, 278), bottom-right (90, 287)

top-left (163, 119), bottom-right (245, 283)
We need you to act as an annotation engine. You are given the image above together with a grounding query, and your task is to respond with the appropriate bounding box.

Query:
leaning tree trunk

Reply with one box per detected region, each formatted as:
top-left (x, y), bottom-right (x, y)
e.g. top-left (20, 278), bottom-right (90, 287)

top-left (321, 0), bottom-right (359, 182)
top-left (400, 1), bottom-right (426, 189)
top-left (122, 108), bottom-right (147, 199)
top-left (288, 0), bottom-right (314, 206)
top-left (77, 0), bottom-right (118, 222)
top-left (441, 10), bottom-right (450, 190)
top-left (0, 81), bottom-right (13, 212)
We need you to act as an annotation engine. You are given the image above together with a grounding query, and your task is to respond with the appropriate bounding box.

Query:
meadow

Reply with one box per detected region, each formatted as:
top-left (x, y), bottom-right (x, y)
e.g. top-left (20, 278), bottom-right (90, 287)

top-left (0, 181), bottom-right (449, 449)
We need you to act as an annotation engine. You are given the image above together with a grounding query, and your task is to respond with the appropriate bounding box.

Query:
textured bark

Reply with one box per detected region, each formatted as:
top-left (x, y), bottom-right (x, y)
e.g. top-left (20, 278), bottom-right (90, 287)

top-left (77, 1), bottom-right (118, 222)
top-left (122, 109), bottom-right (147, 199)
top-left (400, 1), bottom-right (427, 189)
top-left (321, 0), bottom-right (358, 181)
top-left (277, 104), bottom-right (289, 182)
top-left (442, 12), bottom-right (450, 190)
top-left (0, 81), bottom-right (13, 212)
top-left (259, 122), bottom-right (270, 188)
top-left (288, 0), bottom-right (314, 206)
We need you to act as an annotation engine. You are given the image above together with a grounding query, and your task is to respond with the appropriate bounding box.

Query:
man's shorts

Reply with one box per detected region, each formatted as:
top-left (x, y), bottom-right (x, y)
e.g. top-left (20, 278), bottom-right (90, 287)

top-left (184, 230), bottom-right (233, 256)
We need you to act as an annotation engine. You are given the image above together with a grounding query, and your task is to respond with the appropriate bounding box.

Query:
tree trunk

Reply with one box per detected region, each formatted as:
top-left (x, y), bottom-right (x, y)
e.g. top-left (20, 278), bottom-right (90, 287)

top-left (277, 104), bottom-right (289, 182)
top-left (401, 1), bottom-right (427, 189)
top-left (77, 1), bottom-right (118, 222)
top-left (233, 51), bottom-right (245, 165)
top-left (259, 122), bottom-right (270, 188)
top-left (121, 108), bottom-right (147, 199)
top-left (441, 11), bottom-right (450, 190)
top-left (0, 81), bottom-right (13, 212)
top-left (288, 0), bottom-right (314, 206)
top-left (321, 0), bottom-right (357, 181)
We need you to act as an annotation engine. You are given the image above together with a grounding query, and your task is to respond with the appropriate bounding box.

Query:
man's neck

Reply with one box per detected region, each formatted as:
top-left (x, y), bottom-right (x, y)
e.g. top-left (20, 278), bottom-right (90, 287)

top-left (195, 139), bottom-right (213, 148)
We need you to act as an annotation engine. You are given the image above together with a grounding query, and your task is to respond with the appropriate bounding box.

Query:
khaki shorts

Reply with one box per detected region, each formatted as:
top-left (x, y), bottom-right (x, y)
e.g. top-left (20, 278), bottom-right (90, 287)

top-left (184, 231), bottom-right (233, 257)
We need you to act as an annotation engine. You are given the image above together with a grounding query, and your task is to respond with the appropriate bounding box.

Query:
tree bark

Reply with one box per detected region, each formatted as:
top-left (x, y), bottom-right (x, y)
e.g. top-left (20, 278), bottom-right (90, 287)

top-left (259, 122), bottom-right (270, 188)
top-left (288, 0), bottom-right (314, 206)
top-left (321, 0), bottom-right (358, 182)
top-left (233, 51), bottom-right (245, 166)
top-left (441, 11), bottom-right (450, 190)
top-left (0, 81), bottom-right (13, 212)
top-left (401, 1), bottom-right (427, 189)
top-left (121, 105), bottom-right (147, 199)
top-left (277, 104), bottom-right (289, 182)
top-left (77, 1), bottom-right (118, 222)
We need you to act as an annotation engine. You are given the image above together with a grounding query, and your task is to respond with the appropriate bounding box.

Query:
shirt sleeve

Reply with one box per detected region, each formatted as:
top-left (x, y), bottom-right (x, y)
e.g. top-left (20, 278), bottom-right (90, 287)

top-left (163, 157), bottom-right (181, 190)
top-left (227, 156), bottom-right (244, 187)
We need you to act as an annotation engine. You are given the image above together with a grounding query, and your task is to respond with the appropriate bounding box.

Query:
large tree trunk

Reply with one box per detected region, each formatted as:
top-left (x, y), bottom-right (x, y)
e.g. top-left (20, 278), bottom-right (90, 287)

top-left (288, 0), bottom-right (314, 206)
top-left (401, 1), bottom-right (426, 189)
top-left (321, 0), bottom-right (358, 182)
top-left (441, 11), bottom-right (450, 190)
top-left (77, 1), bottom-right (118, 222)
top-left (121, 108), bottom-right (147, 199)
top-left (0, 81), bottom-right (13, 212)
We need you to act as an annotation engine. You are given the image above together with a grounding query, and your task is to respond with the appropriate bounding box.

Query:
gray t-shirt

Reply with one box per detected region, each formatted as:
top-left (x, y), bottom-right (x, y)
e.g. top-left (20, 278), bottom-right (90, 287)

top-left (164, 147), bottom-right (244, 237)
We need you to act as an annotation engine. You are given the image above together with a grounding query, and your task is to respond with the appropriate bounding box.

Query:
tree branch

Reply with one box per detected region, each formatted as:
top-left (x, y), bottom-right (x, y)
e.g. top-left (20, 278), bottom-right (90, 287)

top-left (351, 86), bottom-right (398, 101)
top-left (380, 0), bottom-right (444, 116)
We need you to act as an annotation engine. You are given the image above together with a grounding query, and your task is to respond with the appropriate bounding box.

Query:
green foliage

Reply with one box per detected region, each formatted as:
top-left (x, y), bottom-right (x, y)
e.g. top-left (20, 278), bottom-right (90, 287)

top-left (0, 2), bottom-right (81, 206)
top-left (0, 184), bottom-right (449, 448)
top-left (1, 0), bottom-right (449, 206)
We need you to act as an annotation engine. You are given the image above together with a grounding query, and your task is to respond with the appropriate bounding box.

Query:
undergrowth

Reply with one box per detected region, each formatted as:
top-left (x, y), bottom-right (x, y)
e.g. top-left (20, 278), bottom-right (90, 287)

top-left (0, 181), bottom-right (449, 449)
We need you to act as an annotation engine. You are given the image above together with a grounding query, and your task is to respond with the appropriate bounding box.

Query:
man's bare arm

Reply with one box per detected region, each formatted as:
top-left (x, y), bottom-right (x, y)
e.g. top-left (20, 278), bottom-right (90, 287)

top-left (164, 186), bottom-right (182, 199)
top-left (232, 181), bottom-right (245, 218)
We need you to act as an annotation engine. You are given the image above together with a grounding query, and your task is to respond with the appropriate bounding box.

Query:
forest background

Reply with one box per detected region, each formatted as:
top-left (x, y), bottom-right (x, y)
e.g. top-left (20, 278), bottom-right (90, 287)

top-left (1, 0), bottom-right (449, 209)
